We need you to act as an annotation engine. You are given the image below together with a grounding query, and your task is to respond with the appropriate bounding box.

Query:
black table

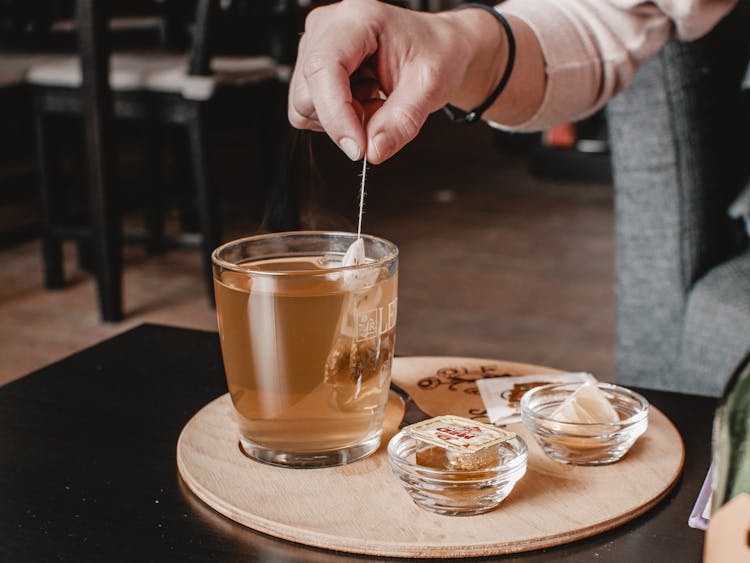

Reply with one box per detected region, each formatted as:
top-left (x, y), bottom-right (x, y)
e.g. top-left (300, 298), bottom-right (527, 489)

top-left (0, 324), bottom-right (715, 562)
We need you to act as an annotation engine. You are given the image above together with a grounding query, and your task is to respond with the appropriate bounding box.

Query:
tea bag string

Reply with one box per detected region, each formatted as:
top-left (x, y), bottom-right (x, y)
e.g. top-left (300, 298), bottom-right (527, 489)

top-left (341, 120), bottom-right (368, 268)
top-left (357, 152), bottom-right (366, 240)
top-left (352, 62), bottom-right (382, 241)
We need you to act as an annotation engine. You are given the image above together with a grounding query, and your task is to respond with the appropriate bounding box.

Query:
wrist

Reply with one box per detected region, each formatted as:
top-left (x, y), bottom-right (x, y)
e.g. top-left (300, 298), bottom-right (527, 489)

top-left (437, 7), bottom-right (508, 112)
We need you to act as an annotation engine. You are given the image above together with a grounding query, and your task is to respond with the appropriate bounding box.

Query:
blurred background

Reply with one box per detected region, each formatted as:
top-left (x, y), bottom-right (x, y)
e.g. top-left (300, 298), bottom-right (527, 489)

top-left (0, 0), bottom-right (615, 385)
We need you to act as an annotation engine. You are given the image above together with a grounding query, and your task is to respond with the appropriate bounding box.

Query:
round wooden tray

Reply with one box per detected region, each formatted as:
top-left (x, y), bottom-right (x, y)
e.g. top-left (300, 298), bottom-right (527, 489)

top-left (177, 357), bottom-right (684, 558)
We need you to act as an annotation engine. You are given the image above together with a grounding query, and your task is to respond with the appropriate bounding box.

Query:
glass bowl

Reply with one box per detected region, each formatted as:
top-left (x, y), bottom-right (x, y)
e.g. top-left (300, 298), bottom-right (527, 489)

top-left (387, 430), bottom-right (528, 516)
top-left (520, 382), bottom-right (649, 465)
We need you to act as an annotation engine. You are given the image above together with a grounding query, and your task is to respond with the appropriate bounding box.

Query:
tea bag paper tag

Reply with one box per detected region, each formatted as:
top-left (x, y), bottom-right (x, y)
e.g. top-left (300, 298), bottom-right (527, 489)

top-left (342, 237), bottom-right (365, 267)
top-left (404, 415), bottom-right (515, 454)
top-left (704, 493), bottom-right (750, 563)
top-left (476, 372), bottom-right (596, 425)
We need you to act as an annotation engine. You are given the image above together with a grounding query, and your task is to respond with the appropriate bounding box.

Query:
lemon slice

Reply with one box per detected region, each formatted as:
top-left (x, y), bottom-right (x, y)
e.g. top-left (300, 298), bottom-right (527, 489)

top-left (550, 382), bottom-right (619, 424)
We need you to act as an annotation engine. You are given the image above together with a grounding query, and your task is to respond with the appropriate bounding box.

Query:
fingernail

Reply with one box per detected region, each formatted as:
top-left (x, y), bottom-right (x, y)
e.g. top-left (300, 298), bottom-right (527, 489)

top-left (339, 137), bottom-right (361, 161)
top-left (371, 132), bottom-right (394, 162)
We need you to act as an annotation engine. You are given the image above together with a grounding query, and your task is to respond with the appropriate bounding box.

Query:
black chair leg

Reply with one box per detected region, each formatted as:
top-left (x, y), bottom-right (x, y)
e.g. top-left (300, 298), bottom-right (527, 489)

top-left (87, 174), bottom-right (123, 322)
top-left (86, 161), bottom-right (123, 322)
top-left (186, 103), bottom-right (219, 304)
top-left (79, 0), bottom-right (123, 322)
top-left (76, 239), bottom-right (95, 272)
top-left (143, 120), bottom-right (165, 255)
top-left (34, 107), bottom-right (65, 289)
top-left (172, 128), bottom-right (199, 233)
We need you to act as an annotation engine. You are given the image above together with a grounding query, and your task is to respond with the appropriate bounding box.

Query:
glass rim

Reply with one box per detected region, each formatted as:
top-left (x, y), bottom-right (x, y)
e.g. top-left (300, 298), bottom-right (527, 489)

top-left (520, 382), bottom-right (650, 428)
top-left (211, 230), bottom-right (399, 276)
top-left (387, 430), bottom-right (528, 479)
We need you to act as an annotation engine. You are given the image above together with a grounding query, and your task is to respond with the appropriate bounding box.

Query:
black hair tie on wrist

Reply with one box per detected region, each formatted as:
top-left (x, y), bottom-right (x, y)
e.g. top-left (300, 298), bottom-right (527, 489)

top-left (443, 3), bottom-right (516, 124)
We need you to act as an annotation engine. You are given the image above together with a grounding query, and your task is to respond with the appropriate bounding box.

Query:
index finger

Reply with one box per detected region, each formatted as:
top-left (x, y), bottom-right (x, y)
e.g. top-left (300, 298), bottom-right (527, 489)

top-left (303, 53), bottom-right (367, 161)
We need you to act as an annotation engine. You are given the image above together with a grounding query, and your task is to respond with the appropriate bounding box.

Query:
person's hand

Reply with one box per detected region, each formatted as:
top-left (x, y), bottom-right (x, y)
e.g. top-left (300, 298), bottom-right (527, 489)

top-left (288, 0), bottom-right (507, 164)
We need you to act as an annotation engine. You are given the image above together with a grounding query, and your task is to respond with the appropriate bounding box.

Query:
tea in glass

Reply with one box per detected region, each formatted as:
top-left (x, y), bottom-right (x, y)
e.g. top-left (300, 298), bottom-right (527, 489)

top-left (212, 232), bottom-right (398, 468)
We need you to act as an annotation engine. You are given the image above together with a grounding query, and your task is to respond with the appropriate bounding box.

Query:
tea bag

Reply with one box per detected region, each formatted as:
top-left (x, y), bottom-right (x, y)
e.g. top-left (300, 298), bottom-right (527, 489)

top-left (324, 271), bottom-right (388, 411)
top-left (324, 155), bottom-right (389, 409)
top-left (342, 237), bottom-right (365, 267)
top-left (324, 334), bottom-right (390, 409)
top-left (543, 382), bottom-right (621, 451)
top-left (550, 381), bottom-right (619, 424)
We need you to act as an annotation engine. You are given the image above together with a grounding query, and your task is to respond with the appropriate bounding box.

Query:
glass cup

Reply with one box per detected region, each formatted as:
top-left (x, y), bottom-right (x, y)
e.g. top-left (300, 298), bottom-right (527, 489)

top-left (212, 231), bottom-right (399, 468)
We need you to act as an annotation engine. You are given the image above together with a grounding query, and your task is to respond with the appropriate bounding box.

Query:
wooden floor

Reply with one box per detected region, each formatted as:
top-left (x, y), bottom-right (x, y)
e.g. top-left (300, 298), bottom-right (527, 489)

top-left (0, 116), bottom-right (615, 386)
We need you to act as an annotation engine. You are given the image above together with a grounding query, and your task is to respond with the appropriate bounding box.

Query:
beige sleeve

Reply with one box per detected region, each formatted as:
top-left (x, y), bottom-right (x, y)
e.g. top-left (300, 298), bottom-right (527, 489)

top-left (493, 0), bottom-right (737, 131)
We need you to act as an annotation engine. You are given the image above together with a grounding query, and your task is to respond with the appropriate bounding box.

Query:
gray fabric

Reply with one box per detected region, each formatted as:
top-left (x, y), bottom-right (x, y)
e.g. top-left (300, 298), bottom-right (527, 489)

top-left (606, 2), bottom-right (750, 396)
top-left (681, 251), bottom-right (750, 396)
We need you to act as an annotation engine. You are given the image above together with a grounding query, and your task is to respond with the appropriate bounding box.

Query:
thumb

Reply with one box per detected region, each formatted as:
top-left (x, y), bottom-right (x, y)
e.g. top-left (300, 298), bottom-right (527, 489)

top-left (364, 70), bottom-right (444, 164)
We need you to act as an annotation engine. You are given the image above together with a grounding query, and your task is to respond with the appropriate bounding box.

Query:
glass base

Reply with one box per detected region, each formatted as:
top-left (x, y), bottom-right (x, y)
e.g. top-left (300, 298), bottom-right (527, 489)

top-left (411, 498), bottom-right (502, 517)
top-left (238, 432), bottom-right (382, 469)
